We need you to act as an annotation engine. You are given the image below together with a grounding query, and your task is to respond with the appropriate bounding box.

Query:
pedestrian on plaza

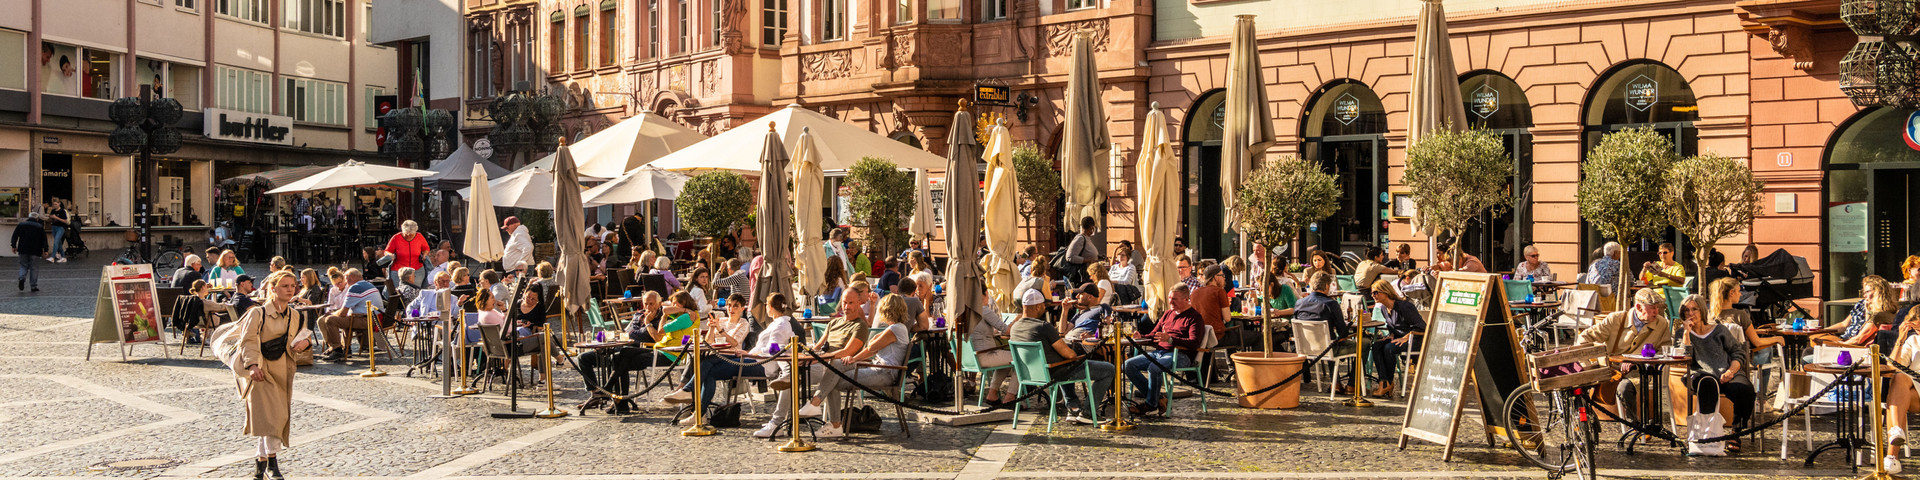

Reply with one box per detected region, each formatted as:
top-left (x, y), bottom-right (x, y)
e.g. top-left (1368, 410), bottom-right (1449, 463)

top-left (231, 270), bottom-right (309, 480)
top-left (44, 199), bottom-right (69, 263)
top-left (501, 216), bottom-right (532, 276)
top-left (379, 220), bottom-right (430, 288)
top-left (1062, 217), bottom-right (1101, 286)
top-left (10, 211), bottom-right (46, 292)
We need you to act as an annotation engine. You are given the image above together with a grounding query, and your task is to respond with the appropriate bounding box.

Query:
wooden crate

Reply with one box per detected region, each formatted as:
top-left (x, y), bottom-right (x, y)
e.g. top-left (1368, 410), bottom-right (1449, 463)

top-left (1533, 367), bottom-right (1612, 392)
top-left (1529, 344), bottom-right (1607, 370)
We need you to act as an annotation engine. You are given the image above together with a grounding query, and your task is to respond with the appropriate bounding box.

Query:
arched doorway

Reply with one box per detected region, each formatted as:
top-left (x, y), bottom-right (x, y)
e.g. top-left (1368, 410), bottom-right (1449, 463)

top-left (1458, 71), bottom-right (1534, 272)
top-left (1824, 107), bottom-right (1920, 296)
top-left (1581, 61), bottom-right (1699, 270)
top-left (1181, 89), bottom-right (1232, 259)
top-left (1301, 80), bottom-right (1387, 260)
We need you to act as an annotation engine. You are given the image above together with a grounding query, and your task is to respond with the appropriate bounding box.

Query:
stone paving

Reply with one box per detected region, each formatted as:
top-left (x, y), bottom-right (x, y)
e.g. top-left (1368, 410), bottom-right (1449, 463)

top-left (0, 257), bottom-right (1869, 479)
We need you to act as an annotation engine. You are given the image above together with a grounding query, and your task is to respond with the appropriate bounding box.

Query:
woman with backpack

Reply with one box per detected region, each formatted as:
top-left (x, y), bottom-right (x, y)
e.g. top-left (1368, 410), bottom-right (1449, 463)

top-left (224, 270), bottom-right (309, 480)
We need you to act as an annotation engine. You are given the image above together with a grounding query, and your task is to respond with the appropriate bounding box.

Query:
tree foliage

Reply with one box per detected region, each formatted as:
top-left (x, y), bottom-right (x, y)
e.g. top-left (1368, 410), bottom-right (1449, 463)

top-left (1402, 128), bottom-right (1514, 259)
top-left (1664, 153), bottom-right (1763, 288)
top-left (1577, 127), bottom-right (1678, 306)
top-left (846, 156), bottom-right (916, 257)
top-left (1236, 156), bottom-right (1340, 256)
top-left (676, 171), bottom-right (753, 237)
top-left (1011, 143), bottom-right (1063, 227)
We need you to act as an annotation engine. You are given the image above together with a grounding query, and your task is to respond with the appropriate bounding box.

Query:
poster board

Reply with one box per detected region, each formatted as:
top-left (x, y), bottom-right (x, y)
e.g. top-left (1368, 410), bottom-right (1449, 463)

top-left (1397, 271), bottom-right (1523, 460)
top-left (86, 264), bottom-right (169, 362)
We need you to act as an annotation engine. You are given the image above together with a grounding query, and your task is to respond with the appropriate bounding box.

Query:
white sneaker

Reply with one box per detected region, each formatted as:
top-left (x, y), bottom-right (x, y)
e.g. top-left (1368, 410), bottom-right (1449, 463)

top-left (663, 390), bottom-right (694, 405)
top-left (752, 422), bottom-right (781, 438)
top-left (1893, 427), bottom-right (1908, 447)
top-left (815, 423), bottom-right (844, 439)
top-left (797, 402), bottom-right (823, 417)
top-left (1887, 455), bottom-right (1903, 474)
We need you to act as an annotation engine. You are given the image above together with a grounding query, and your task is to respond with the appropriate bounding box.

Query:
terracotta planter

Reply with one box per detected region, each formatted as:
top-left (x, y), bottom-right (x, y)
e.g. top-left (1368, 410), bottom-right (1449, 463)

top-left (1233, 351), bottom-right (1306, 409)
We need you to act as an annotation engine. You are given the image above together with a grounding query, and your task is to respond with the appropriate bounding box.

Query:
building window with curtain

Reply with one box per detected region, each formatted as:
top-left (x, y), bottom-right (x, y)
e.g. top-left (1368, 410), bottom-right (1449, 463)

top-left (822, 0), bottom-right (845, 41)
top-left (600, 0), bottom-right (618, 66)
top-left (646, 0), bottom-right (660, 58)
top-left (364, 85), bottom-right (388, 128)
top-left (549, 11), bottom-right (565, 73)
top-left (216, 65), bottom-right (271, 113)
top-left (928, 0), bottom-right (957, 20)
top-left (284, 0), bottom-right (345, 38)
top-left (517, 20), bottom-right (535, 84)
top-left (711, 0), bottom-right (723, 47)
top-left (982, 0), bottom-right (1004, 20)
top-left (573, 6), bottom-right (590, 70)
top-left (761, 0), bottom-right (786, 46)
top-left (282, 76), bottom-right (347, 125)
top-left (470, 29), bottom-right (492, 97)
top-left (896, 0), bottom-right (910, 24)
top-left (176, 0), bottom-right (196, 9)
top-left (217, 0), bottom-right (269, 24)
top-left (677, 0), bottom-right (689, 53)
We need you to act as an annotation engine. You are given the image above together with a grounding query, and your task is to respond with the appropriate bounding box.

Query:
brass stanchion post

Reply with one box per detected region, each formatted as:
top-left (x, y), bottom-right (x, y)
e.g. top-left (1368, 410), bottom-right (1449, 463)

top-left (1866, 345), bottom-right (1903, 480)
top-left (1343, 310), bottom-right (1372, 408)
top-left (777, 342), bottom-right (816, 452)
top-left (1101, 320), bottom-right (1134, 432)
top-left (360, 307), bottom-right (387, 377)
top-left (681, 313), bottom-right (715, 436)
top-left (535, 322), bottom-right (568, 418)
top-left (451, 306), bottom-right (479, 395)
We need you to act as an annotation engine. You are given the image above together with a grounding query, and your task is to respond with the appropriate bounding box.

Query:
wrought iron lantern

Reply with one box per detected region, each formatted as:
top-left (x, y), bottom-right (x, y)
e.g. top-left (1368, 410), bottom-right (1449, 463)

top-left (1840, 0), bottom-right (1920, 107)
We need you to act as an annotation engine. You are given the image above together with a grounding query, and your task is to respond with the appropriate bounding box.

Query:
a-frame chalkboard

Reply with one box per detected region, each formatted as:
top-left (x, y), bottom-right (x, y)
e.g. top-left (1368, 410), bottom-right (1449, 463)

top-left (1396, 271), bottom-right (1528, 461)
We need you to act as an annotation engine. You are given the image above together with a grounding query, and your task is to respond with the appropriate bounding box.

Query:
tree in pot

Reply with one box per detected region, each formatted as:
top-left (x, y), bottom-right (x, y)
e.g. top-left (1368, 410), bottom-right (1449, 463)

top-left (845, 156), bottom-right (916, 261)
top-left (1576, 127), bottom-right (1678, 310)
top-left (676, 171), bottom-right (752, 274)
top-left (1012, 143), bottom-right (1063, 246)
top-left (1401, 128), bottom-right (1515, 281)
top-left (1661, 153), bottom-right (1763, 294)
top-left (1235, 156), bottom-right (1340, 353)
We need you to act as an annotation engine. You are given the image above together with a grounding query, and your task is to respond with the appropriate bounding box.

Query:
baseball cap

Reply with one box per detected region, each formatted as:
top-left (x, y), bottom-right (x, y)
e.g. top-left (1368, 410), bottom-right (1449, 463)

top-left (234, 274), bottom-right (254, 285)
top-left (1072, 283), bottom-right (1101, 298)
top-left (501, 216), bottom-right (520, 230)
top-left (1021, 289), bottom-right (1047, 306)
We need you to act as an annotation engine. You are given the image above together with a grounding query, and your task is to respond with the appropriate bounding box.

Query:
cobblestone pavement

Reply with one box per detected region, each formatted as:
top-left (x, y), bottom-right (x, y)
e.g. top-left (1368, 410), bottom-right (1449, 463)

top-left (0, 257), bottom-right (1869, 479)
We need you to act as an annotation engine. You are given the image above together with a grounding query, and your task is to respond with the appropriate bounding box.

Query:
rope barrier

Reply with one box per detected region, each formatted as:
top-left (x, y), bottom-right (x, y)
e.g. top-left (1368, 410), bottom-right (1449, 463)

top-left (1575, 361), bottom-right (1860, 444)
top-left (797, 343), bottom-right (1093, 416)
top-left (1121, 337), bottom-right (1337, 398)
top-left (556, 342), bottom-right (689, 401)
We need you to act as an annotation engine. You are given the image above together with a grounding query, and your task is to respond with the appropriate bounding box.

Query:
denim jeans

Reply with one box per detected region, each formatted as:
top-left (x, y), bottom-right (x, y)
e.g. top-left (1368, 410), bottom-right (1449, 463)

top-left (16, 255), bottom-right (37, 288)
top-left (1123, 349), bottom-right (1191, 404)
top-left (48, 226), bottom-right (65, 257)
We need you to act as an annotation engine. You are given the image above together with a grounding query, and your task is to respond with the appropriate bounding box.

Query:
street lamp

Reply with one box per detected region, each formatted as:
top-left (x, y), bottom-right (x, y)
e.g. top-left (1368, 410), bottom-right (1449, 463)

top-left (1839, 0), bottom-right (1920, 107)
top-left (486, 88), bottom-right (567, 168)
top-left (380, 104), bottom-right (456, 238)
top-left (108, 85), bottom-right (183, 263)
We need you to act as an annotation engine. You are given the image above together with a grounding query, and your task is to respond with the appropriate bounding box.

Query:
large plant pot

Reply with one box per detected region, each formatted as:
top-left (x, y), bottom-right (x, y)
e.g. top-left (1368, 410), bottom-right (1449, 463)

top-left (1233, 351), bottom-right (1305, 409)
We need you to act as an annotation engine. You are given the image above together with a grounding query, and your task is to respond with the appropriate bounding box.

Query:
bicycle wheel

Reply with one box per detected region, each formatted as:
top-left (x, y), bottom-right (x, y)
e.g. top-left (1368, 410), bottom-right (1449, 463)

top-left (1502, 384), bottom-right (1578, 474)
top-left (155, 250), bottom-right (184, 271)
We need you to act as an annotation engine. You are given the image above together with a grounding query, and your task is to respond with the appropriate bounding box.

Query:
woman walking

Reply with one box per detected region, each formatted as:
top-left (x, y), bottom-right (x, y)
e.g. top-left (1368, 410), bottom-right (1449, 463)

top-left (233, 270), bottom-right (309, 480)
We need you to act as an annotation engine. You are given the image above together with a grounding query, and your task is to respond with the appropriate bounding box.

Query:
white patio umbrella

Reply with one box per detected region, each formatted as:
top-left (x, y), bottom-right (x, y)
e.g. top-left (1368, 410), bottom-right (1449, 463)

top-left (981, 122), bottom-right (1021, 312)
top-left (1057, 31), bottom-right (1109, 229)
top-left (265, 160), bottom-right (435, 194)
top-left (908, 168), bottom-right (937, 245)
top-left (456, 167), bottom-right (586, 210)
top-left (526, 111), bottom-right (708, 178)
top-left (1222, 15), bottom-right (1276, 235)
top-left (792, 129), bottom-right (829, 298)
top-left (647, 104), bottom-right (950, 173)
top-left (1138, 103), bottom-right (1181, 316)
top-left (580, 165), bottom-right (690, 207)
top-left (462, 164), bottom-right (504, 263)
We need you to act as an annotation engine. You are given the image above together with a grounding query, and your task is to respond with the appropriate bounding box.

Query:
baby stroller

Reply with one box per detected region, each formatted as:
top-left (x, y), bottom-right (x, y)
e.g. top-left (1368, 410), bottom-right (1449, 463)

top-left (1729, 248), bottom-right (1815, 325)
top-left (62, 218), bottom-right (90, 261)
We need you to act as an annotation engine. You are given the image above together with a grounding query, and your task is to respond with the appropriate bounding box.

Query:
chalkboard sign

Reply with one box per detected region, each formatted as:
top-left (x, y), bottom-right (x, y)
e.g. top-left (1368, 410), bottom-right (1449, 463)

top-left (1398, 271), bottom-right (1521, 460)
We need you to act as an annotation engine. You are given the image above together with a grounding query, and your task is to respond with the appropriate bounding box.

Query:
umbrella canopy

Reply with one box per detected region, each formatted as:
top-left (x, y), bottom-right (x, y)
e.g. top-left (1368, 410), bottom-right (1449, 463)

top-left (648, 104), bottom-right (950, 173)
top-left (580, 165), bottom-right (690, 207)
top-left (1221, 14), bottom-right (1276, 234)
top-left (981, 122), bottom-right (1021, 313)
top-left (423, 142), bottom-right (510, 191)
top-left (222, 165), bottom-right (329, 188)
top-left (1057, 31), bottom-right (1109, 229)
top-left (462, 164), bottom-right (505, 263)
top-left (942, 108), bottom-right (985, 333)
top-left (551, 144), bottom-right (592, 318)
top-left (792, 129), bottom-right (829, 298)
top-left (1138, 104), bottom-right (1182, 315)
top-left (527, 111), bottom-right (708, 178)
top-left (908, 169), bottom-right (937, 244)
top-left (264, 160), bottom-right (435, 194)
top-left (1408, 0), bottom-right (1467, 146)
top-left (456, 167), bottom-right (587, 210)
top-left (752, 124), bottom-right (795, 312)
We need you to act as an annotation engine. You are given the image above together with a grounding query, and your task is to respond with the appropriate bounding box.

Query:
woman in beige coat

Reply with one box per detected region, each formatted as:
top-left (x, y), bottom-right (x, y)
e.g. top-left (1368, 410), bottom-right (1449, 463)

top-left (236, 270), bottom-right (309, 480)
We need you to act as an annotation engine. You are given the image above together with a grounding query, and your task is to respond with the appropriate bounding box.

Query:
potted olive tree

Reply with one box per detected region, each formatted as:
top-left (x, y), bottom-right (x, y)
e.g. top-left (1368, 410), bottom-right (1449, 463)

top-left (1012, 144), bottom-right (1063, 244)
top-left (1401, 128), bottom-right (1514, 275)
top-left (1576, 127), bottom-right (1678, 310)
top-left (1662, 153), bottom-right (1763, 293)
top-left (1231, 156), bottom-right (1338, 409)
top-left (845, 156), bottom-right (916, 261)
top-left (676, 171), bottom-right (752, 272)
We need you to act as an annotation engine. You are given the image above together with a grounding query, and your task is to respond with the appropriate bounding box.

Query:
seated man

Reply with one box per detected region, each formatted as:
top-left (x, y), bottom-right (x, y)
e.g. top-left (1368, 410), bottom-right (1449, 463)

top-left (1062, 283), bottom-right (1109, 350)
top-left (1123, 284), bottom-right (1204, 415)
top-left (1575, 288), bottom-right (1672, 421)
top-left (1293, 273), bottom-right (1355, 393)
top-left (1010, 289), bottom-right (1113, 426)
top-left (172, 255), bottom-right (205, 288)
top-left (318, 268), bottom-right (387, 362)
top-left (406, 271), bottom-right (453, 318)
top-left (227, 274), bottom-right (259, 317)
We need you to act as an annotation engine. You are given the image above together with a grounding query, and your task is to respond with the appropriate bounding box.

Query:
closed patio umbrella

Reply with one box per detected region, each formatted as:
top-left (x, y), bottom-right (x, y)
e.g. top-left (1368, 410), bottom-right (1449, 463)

top-left (752, 124), bottom-right (795, 312)
top-left (981, 122), bottom-right (1021, 313)
top-left (908, 168), bottom-right (937, 246)
top-left (792, 129), bottom-right (829, 299)
top-left (1057, 31), bottom-right (1109, 229)
top-left (462, 164), bottom-right (504, 264)
top-left (551, 143), bottom-right (591, 321)
top-left (1138, 104), bottom-right (1181, 315)
top-left (941, 106), bottom-right (986, 410)
top-left (1408, 0), bottom-right (1468, 147)
top-left (1222, 15), bottom-right (1276, 235)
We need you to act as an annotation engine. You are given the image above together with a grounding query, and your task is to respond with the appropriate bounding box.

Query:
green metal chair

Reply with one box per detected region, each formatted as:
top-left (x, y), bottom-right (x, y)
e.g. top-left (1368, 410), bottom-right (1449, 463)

top-left (1663, 286), bottom-right (1688, 320)
top-left (1160, 349), bottom-right (1209, 414)
top-left (1008, 340), bottom-right (1099, 432)
top-left (1336, 275), bottom-right (1358, 293)
top-left (1502, 279), bottom-right (1535, 303)
top-left (959, 339), bottom-right (1012, 406)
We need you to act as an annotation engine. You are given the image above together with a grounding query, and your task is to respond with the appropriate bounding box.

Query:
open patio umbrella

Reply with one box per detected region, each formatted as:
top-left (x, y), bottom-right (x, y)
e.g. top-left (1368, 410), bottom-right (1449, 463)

top-left (580, 165), bottom-right (690, 207)
top-left (462, 164), bottom-right (505, 263)
top-left (1138, 103), bottom-right (1181, 316)
top-left (265, 160), bottom-right (435, 194)
top-left (647, 104), bottom-right (950, 173)
top-left (1408, 0), bottom-right (1467, 147)
top-left (792, 129), bottom-right (829, 298)
top-left (456, 167), bottom-right (587, 210)
top-left (552, 143), bottom-right (592, 322)
top-left (981, 121), bottom-right (1021, 313)
top-left (1222, 15), bottom-right (1275, 235)
top-left (1057, 30), bottom-right (1109, 229)
top-left (423, 142), bottom-right (509, 192)
top-left (908, 168), bottom-right (937, 245)
top-left (526, 111), bottom-right (708, 178)
top-left (752, 124), bottom-right (795, 312)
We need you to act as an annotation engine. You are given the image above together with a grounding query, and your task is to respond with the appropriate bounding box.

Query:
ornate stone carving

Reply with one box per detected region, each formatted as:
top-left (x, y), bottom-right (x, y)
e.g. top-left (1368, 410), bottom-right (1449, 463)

top-left (721, 0), bottom-right (748, 55)
top-left (893, 35), bottom-right (915, 68)
top-left (1767, 24), bottom-right (1817, 71)
top-left (669, 64), bottom-right (689, 94)
top-left (1043, 19), bottom-right (1110, 57)
top-left (700, 60), bottom-right (719, 95)
top-left (801, 49), bottom-right (862, 80)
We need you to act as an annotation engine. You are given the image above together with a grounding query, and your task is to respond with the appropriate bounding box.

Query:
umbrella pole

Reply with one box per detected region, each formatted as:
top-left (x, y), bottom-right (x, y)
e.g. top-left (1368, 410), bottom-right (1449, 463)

top-left (1262, 251), bottom-right (1274, 354)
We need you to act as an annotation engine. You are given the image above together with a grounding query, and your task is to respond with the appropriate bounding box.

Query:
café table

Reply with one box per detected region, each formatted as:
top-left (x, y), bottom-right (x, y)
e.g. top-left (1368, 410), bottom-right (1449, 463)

top-left (1508, 300), bottom-right (1564, 338)
top-left (1762, 326), bottom-right (1821, 371)
top-left (1799, 362), bottom-right (1887, 471)
top-left (1608, 353), bottom-right (1690, 454)
top-left (572, 338), bottom-right (636, 413)
top-left (396, 316), bottom-right (444, 377)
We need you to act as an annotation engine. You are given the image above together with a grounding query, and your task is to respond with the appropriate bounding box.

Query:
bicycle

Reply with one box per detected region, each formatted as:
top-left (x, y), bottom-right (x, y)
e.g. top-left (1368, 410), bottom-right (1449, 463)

top-left (1502, 344), bottom-right (1613, 480)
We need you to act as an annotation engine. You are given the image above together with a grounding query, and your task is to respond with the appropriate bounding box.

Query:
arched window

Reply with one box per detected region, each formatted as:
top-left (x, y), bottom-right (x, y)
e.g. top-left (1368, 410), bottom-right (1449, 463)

top-left (1301, 80), bottom-right (1387, 258)
top-left (1824, 107), bottom-right (1920, 296)
top-left (1180, 89), bottom-right (1228, 258)
top-left (1457, 71), bottom-right (1533, 272)
top-left (1580, 61), bottom-right (1699, 268)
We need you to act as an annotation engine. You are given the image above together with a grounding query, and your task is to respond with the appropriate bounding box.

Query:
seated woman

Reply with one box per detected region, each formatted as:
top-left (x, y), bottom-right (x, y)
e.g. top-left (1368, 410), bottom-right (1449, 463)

top-left (1639, 242), bottom-right (1687, 288)
top-left (666, 294), bottom-right (799, 436)
top-left (1708, 278), bottom-right (1780, 396)
top-left (573, 291), bottom-right (678, 412)
top-left (650, 257), bottom-right (682, 291)
top-left (1807, 275), bottom-right (1898, 359)
top-left (1367, 280), bottom-right (1425, 398)
top-left (1878, 307), bottom-right (1920, 473)
top-left (1679, 293), bottom-right (1754, 456)
top-left (797, 294), bottom-right (915, 439)
top-left (966, 290), bottom-right (1014, 404)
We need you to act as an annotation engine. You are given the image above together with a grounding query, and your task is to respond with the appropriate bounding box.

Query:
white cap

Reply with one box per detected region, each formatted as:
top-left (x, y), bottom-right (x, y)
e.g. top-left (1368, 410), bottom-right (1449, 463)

top-left (1021, 289), bottom-right (1046, 306)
